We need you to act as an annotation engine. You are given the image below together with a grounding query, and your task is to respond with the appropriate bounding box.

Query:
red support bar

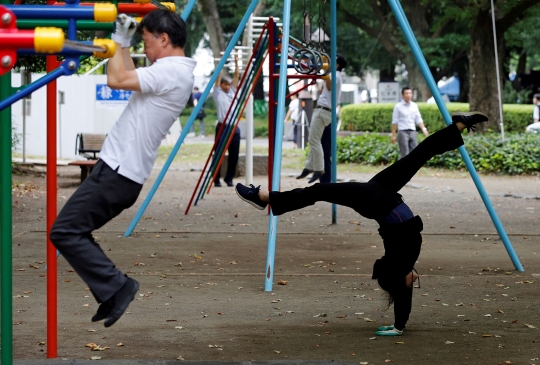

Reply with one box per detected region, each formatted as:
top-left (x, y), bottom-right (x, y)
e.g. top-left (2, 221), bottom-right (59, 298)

top-left (53, 2), bottom-right (164, 15)
top-left (272, 74), bottom-right (320, 79)
top-left (46, 54), bottom-right (59, 359)
top-left (268, 17), bottom-right (275, 199)
top-left (0, 32), bottom-right (35, 49)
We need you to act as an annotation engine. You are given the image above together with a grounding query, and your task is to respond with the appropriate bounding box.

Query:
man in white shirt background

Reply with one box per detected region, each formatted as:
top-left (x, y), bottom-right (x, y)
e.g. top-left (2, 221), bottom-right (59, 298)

top-left (525, 93), bottom-right (540, 132)
top-left (50, 10), bottom-right (196, 328)
top-left (391, 87), bottom-right (429, 159)
top-left (213, 55), bottom-right (240, 187)
top-left (297, 54), bottom-right (347, 183)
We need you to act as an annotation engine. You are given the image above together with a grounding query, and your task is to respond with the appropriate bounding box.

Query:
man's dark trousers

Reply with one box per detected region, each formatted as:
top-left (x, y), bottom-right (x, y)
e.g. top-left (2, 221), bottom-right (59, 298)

top-left (215, 123), bottom-right (241, 183)
top-left (50, 160), bottom-right (142, 303)
top-left (319, 124), bottom-right (332, 184)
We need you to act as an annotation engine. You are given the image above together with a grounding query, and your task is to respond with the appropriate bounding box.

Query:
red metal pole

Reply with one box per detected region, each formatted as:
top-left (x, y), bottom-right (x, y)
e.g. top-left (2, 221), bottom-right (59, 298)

top-left (53, 2), bottom-right (164, 14)
top-left (46, 54), bottom-right (58, 359)
top-left (0, 32), bottom-right (35, 48)
top-left (268, 18), bottom-right (275, 197)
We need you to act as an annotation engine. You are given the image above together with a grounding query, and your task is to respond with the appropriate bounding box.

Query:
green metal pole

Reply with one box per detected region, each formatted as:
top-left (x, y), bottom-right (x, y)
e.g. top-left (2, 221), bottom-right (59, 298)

top-left (1, 3), bottom-right (14, 365)
top-left (17, 19), bottom-right (114, 30)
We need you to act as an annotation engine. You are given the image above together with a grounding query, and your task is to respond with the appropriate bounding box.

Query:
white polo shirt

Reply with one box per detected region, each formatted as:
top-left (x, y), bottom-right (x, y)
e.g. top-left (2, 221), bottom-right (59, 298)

top-left (100, 56), bottom-right (196, 184)
top-left (392, 100), bottom-right (424, 131)
top-left (317, 71), bottom-right (342, 109)
top-left (213, 86), bottom-right (236, 123)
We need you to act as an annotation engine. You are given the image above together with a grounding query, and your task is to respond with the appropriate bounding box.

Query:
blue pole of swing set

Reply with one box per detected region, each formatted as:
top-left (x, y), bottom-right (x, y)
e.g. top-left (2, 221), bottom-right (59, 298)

top-left (387, 0), bottom-right (524, 272)
top-left (264, 0), bottom-right (291, 292)
top-left (124, 0), bottom-right (261, 237)
top-left (180, 0), bottom-right (197, 21)
top-left (330, 0), bottom-right (337, 224)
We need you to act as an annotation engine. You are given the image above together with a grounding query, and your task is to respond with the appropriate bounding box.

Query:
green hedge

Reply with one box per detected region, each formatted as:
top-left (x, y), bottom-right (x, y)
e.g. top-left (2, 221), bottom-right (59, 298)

top-left (337, 132), bottom-right (540, 175)
top-left (340, 103), bottom-right (535, 133)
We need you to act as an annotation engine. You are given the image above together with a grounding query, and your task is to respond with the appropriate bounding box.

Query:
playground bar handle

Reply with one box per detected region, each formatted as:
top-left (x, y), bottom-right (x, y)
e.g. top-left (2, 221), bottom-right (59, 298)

top-left (387, 0), bottom-right (524, 272)
top-left (124, 0), bottom-right (260, 237)
top-left (264, 0), bottom-right (292, 292)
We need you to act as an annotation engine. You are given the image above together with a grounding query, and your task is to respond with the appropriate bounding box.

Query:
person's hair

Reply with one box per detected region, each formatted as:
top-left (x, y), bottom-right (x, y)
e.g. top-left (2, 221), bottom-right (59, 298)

top-left (137, 9), bottom-right (187, 48)
top-left (220, 78), bottom-right (231, 85)
top-left (194, 86), bottom-right (199, 91)
top-left (534, 93), bottom-right (540, 100)
top-left (336, 54), bottom-right (347, 72)
top-left (402, 86), bottom-right (412, 95)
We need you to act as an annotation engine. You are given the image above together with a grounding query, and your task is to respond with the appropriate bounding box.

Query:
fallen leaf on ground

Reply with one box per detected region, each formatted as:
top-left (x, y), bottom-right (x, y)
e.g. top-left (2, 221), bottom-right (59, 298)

top-left (278, 280), bottom-right (288, 285)
top-left (525, 324), bottom-right (536, 329)
top-left (176, 355), bottom-right (185, 360)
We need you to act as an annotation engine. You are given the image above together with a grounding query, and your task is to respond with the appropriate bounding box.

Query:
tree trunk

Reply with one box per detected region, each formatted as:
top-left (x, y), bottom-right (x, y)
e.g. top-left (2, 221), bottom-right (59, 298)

top-left (468, 10), bottom-right (503, 132)
top-left (196, 0), bottom-right (226, 62)
top-left (401, 0), bottom-right (431, 101)
top-left (406, 60), bottom-right (432, 102)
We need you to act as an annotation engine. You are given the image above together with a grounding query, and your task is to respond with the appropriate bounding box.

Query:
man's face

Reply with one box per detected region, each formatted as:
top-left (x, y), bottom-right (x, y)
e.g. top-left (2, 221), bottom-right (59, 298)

top-left (402, 89), bottom-right (413, 103)
top-left (534, 97), bottom-right (539, 104)
top-left (142, 28), bottom-right (162, 63)
top-left (220, 82), bottom-right (231, 93)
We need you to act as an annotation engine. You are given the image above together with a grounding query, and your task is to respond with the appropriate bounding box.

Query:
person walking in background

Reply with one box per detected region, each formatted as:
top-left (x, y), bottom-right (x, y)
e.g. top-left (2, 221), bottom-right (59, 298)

top-left (50, 10), bottom-right (196, 327)
top-left (213, 55), bottom-right (240, 187)
top-left (284, 93), bottom-right (300, 145)
top-left (525, 93), bottom-right (540, 133)
top-left (192, 86), bottom-right (206, 137)
top-left (296, 54), bottom-right (347, 184)
top-left (391, 87), bottom-right (429, 159)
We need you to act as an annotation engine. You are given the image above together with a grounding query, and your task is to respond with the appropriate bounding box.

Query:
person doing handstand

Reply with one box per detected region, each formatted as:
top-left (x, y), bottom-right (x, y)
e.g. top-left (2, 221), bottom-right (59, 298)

top-left (235, 111), bottom-right (488, 336)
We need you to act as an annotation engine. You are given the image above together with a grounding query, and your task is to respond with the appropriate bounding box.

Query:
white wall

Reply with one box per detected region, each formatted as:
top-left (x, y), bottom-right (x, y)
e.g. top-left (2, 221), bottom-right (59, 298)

top-left (11, 73), bottom-right (127, 160)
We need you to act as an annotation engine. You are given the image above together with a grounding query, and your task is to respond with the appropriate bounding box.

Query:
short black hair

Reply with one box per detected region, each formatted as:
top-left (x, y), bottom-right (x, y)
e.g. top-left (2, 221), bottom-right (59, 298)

top-left (336, 54), bottom-right (347, 72)
top-left (402, 86), bottom-right (412, 95)
top-left (137, 9), bottom-right (187, 48)
top-left (194, 86), bottom-right (199, 91)
top-left (534, 93), bottom-right (540, 100)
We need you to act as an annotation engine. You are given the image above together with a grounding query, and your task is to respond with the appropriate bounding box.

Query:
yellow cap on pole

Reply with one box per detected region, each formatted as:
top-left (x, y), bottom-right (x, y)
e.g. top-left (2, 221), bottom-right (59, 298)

top-left (161, 2), bottom-right (176, 11)
top-left (93, 39), bottom-right (116, 59)
top-left (34, 27), bottom-right (64, 53)
top-left (94, 3), bottom-right (117, 23)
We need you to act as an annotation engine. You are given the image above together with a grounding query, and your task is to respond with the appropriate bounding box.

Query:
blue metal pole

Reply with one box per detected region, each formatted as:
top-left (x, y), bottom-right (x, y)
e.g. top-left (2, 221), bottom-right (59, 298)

top-left (330, 0), bottom-right (337, 224)
top-left (180, 0), bottom-right (197, 21)
top-left (0, 66), bottom-right (67, 112)
top-left (124, 0), bottom-right (261, 237)
top-left (387, 0), bottom-right (523, 272)
top-left (264, 0), bottom-right (291, 292)
top-left (4, 5), bottom-right (95, 20)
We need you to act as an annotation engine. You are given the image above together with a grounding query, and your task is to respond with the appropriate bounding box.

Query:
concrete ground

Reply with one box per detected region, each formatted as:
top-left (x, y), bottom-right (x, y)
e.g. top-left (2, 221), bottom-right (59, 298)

top-left (6, 149), bottom-right (540, 365)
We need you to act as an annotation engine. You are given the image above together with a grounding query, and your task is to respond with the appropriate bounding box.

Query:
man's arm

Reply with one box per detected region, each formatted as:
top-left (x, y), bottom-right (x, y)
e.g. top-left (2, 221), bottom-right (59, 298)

top-left (232, 54), bottom-right (239, 89)
top-left (107, 45), bottom-right (140, 91)
top-left (418, 122), bottom-right (429, 137)
top-left (391, 105), bottom-right (398, 144)
top-left (122, 47), bottom-right (135, 71)
top-left (322, 74), bottom-right (332, 91)
top-left (108, 14), bottom-right (140, 91)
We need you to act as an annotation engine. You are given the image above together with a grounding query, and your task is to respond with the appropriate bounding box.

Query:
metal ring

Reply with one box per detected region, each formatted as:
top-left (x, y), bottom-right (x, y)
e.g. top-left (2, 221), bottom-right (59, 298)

top-left (293, 48), bottom-right (317, 74)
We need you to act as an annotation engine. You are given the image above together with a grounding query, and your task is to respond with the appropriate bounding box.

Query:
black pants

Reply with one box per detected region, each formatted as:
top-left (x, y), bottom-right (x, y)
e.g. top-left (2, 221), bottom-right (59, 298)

top-left (319, 124), bottom-right (332, 184)
top-left (50, 160), bottom-right (142, 303)
top-left (269, 123), bottom-right (463, 216)
top-left (215, 123), bottom-right (240, 183)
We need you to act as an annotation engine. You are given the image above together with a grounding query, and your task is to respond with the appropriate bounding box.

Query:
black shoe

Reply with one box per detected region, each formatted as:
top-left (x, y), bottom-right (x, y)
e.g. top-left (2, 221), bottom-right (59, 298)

top-left (451, 112), bottom-right (489, 133)
top-left (102, 277), bottom-right (139, 328)
top-left (235, 183), bottom-right (268, 210)
top-left (91, 301), bottom-right (112, 322)
top-left (308, 171), bottom-right (324, 184)
top-left (296, 168), bottom-right (312, 179)
top-left (224, 179), bottom-right (234, 187)
top-left (214, 180), bottom-right (222, 187)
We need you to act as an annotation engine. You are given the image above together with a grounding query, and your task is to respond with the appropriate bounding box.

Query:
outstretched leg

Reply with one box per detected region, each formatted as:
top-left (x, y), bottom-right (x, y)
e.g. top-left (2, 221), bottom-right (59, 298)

top-left (370, 113), bottom-right (487, 193)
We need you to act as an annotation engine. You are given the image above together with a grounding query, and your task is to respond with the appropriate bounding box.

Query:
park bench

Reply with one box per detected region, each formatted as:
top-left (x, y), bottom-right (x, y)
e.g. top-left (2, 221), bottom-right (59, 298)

top-left (68, 133), bottom-right (107, 183)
